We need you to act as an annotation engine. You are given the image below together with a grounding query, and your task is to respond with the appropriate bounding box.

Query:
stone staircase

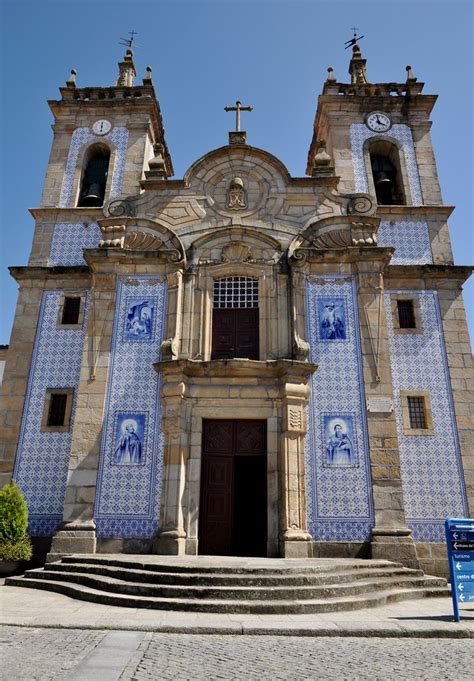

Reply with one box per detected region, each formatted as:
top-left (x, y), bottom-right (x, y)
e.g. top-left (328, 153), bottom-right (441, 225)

top-left (5, 555), bottom-right (449, 614)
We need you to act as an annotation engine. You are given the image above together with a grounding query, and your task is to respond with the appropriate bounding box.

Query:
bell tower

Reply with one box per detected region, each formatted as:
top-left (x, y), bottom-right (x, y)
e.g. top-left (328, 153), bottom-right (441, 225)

top-left (28, 49), bottom-right (173, 266)
top-left (305, 39), bottom-right (472, 567)
top-left (307, 41), bottom-right (444, 213)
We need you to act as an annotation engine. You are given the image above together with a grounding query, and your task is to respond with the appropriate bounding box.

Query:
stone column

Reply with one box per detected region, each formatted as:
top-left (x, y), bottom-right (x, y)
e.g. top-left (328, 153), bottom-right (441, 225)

top-left (356, 259), bottom-right (420, 569)
top-left (48, 265), bottom-right (116, 560)
top-left (153, 369), bottom-right (188, 555)
top-left (279, 377), bottom-right (313, 558)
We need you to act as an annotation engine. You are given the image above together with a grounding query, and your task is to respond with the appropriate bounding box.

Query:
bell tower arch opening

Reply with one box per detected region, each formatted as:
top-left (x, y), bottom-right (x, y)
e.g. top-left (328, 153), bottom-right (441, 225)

top-left (368, 139), bottom-right (406, 205)
top-left (77, 142), bottom-right (111, 207)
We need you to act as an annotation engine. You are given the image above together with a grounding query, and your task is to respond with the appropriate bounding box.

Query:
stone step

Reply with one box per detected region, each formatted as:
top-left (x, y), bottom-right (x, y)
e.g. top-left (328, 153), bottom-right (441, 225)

top-left (59, 555), bottom-right (403, 575)
top-left (17, 568), bottom-right (447, 602)
top-left (5, 575), bottom-right (449, 614)
top-left (45, 561), bottom-right (425, 587)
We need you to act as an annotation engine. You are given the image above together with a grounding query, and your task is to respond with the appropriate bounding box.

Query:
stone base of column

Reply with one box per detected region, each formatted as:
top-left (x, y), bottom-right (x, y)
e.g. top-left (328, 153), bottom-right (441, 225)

top-left (46, 521), bottom-right (97, 563)
top-left (280, 528), bottom-right (313, 558)
top-left (152, 528), bottom-right (187, 556)
top-left (370, 527), bottom-right (420, 569)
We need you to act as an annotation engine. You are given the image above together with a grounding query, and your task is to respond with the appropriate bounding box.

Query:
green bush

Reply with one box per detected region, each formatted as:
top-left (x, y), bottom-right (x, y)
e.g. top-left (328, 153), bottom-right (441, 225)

top-left (0, 482), bottom-right (29, 542)
top-left (0, 537), bottom-right (32, 561)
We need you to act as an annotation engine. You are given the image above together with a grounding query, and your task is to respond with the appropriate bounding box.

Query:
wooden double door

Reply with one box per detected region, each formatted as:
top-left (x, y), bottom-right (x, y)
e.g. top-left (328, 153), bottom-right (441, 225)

top-left (199, 420), bottom-right (267, 556)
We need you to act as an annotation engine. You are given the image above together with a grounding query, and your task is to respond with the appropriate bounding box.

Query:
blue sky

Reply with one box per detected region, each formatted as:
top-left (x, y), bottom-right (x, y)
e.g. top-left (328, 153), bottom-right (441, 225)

top-left (1, 0), bottom-right (472, 345)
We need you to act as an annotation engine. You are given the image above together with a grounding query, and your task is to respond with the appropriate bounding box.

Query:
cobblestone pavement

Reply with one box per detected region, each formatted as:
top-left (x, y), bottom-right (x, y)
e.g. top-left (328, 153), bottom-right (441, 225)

top-left (1, 628), bottom-right (473, 680)
top-left (0, 627), bottom-right (106, 680)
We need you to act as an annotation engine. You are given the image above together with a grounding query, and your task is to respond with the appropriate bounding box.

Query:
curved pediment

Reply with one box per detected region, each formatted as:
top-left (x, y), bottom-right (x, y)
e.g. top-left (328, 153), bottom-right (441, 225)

top-left (288, 215), bottom-right (380, 263)
top-left (189, 226), bottom-right (283, 265)
top-left (97, 217), bottom-right (186, 264)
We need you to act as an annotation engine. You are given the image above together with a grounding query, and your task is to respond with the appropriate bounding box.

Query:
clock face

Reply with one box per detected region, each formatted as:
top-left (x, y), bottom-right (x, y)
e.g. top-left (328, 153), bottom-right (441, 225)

top-left (366, 112), bottom-right (391, 132)
top-left (92, 119), bottom-right (112, 136)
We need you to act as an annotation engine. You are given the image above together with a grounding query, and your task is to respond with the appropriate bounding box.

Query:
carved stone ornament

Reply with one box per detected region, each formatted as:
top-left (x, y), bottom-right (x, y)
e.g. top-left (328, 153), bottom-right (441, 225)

top-left (105, 198), bottom-right (136, 218)
top-left (221, 242), bottom-right (252, 262)
top-left (124, 232), bottom-right (164, 251)
top-left (226, 177), bottom-right (247, 210)
top-left (99, 224), bottom-right (126, 248)
top-left (347, 194), bottom-right (376, 216)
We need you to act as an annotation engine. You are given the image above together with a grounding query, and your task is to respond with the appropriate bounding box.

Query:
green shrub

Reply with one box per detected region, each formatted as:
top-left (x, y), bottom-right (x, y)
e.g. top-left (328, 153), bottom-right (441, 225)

top-left (0, 482), bottom-right (29, 542)
top-left (0, 537), bottom-right (33, 561)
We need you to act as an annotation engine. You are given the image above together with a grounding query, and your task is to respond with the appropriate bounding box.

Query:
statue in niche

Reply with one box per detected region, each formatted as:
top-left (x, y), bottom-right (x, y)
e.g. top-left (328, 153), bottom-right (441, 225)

top-left (226, 177), bottom-right (247, 210)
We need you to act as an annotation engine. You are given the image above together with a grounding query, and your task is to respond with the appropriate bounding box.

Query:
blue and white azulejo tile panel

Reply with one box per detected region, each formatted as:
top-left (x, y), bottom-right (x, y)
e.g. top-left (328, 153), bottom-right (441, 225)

top-left (377, 221), bottom-right (433, 265)
top-left (13, 291), bottom-right (89, 536)
top-left (94, 277), bottom-right (167, 538)
top-left (48, 222), bottom-right (101, 266)
top-left (59, 126), bottom-right (129, 208)
top-left (384, 290), bottom-right (468, 541)
top-left (305, 276), bottom-right (374, 541)
top-left (350, 123), bottom-right (423, 205)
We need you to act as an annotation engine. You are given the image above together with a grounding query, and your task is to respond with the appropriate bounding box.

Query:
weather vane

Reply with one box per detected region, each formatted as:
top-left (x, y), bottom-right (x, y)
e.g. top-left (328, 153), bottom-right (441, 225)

top-left (344, 26), bottom-right (365, 49)
top-left (120, 30), bottom-right (139, 50)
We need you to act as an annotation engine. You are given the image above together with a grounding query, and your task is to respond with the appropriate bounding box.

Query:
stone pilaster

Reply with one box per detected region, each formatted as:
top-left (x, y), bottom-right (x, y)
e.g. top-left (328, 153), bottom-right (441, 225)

top-left (280, 380), bottom-right (313, 558)
top-left (153, 374), bottom-right (188, 555)
top-left (355, 260), bottom-right (419, 569)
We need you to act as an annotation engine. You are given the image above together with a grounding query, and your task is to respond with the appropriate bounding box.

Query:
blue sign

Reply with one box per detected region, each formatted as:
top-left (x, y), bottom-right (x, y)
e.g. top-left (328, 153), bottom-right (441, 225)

top-left (445, 518), bottom-right (474, 621)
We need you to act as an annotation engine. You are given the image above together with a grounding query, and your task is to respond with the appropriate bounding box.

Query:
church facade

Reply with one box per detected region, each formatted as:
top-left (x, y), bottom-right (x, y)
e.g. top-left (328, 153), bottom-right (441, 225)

top-left (1, 45), bottom-right (472, 576)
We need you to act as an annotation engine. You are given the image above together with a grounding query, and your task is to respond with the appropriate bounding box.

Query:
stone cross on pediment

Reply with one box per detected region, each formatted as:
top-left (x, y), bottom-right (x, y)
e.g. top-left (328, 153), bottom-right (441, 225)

top-left (224, 100), bottom-right (253, 132)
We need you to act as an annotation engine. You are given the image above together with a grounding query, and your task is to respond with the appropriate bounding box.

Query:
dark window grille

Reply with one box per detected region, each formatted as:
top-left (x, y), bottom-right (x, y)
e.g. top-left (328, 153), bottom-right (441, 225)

top-left (61, 297), bottom-right (81, 325)
top-left (47, 393), bottom-right (68, 427)
top-left (397, 299), bottom-right (416, 329)
top-left (213, 277), bottom-right (258, 309)
top-left (407, 396), bottom-right (427, 429)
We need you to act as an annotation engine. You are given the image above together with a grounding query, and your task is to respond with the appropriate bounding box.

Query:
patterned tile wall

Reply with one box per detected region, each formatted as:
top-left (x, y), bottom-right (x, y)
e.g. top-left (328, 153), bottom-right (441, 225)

top-left (305, 276), bottom-right (374, 541)
top-left (350, 123), bottom-right (423, 205)
top-left (48, 222), bottom-right (101, 267)
top-left (377, 220), bottom-right (433, 265)
top-left (13, 292), bottom-right (89, 536)
top-left (94, 277), bottom-right (167, 538)
top-left (384, 290), bottom-right (468, 541)
top-left (59, 126), bottom-right (128, 208)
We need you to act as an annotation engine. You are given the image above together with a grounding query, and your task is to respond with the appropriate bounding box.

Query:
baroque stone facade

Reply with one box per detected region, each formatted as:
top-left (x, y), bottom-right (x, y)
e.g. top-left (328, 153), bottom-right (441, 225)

top-left (1, 45), bottom-right (472, 576)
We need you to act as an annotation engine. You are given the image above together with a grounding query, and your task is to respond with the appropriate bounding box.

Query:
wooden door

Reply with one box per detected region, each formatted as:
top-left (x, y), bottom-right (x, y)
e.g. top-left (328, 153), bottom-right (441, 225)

top-left (211, 308), bottom-right (259, 360)
top-left (199, 420), bottom-right (267, 556)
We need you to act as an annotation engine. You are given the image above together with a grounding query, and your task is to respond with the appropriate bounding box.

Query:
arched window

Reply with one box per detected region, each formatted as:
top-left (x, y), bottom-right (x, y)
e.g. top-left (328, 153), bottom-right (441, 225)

top-left (369, 141), bottom-right (405, 206)
top-left (211, 277), bottom-right (259, 360)
top-left (77, 143), bottom-right (110, 207)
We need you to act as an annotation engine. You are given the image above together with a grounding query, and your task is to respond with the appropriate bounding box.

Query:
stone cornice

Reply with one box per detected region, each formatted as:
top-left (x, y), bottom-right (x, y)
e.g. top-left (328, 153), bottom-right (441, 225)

top-left (29, 207), bottom-right (103, 221)
top-left (154, 358), bottom-right (318, 381)
top-left (9, 265), bottom-right (90, 282)
top-left (374, 205), bottom-right (455, 220)
top-left (386, 264), bottom-right (472, 285)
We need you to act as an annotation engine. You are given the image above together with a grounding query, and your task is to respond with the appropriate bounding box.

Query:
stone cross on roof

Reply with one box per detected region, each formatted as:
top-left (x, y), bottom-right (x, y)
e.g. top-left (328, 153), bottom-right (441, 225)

top-left (224, 100), bottom-right (253, 132)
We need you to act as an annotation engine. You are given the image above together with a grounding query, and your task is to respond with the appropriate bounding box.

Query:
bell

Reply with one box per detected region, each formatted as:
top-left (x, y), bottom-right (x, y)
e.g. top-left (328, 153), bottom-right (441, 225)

top-left (375, 171), bottom-right (393, 187)
top-left (80, 182), bottom-right (104, 207)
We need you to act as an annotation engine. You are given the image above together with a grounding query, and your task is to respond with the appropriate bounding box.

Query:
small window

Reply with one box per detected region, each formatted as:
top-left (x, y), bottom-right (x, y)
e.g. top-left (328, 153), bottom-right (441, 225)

top-left (41, 388), bottom-right (74, 432)
top-left (61, 297), bottom-right (81, 325)
top-left (47, 394), bottom-right (68, 426)
top-left (400, 391), bottom-right (434, 436)
top-left (391, 295), bottom-right (422, 335)
top-left (407, 396), bottom-right (427, 429)
top-left (397, 299), bottom-right (416, 329)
